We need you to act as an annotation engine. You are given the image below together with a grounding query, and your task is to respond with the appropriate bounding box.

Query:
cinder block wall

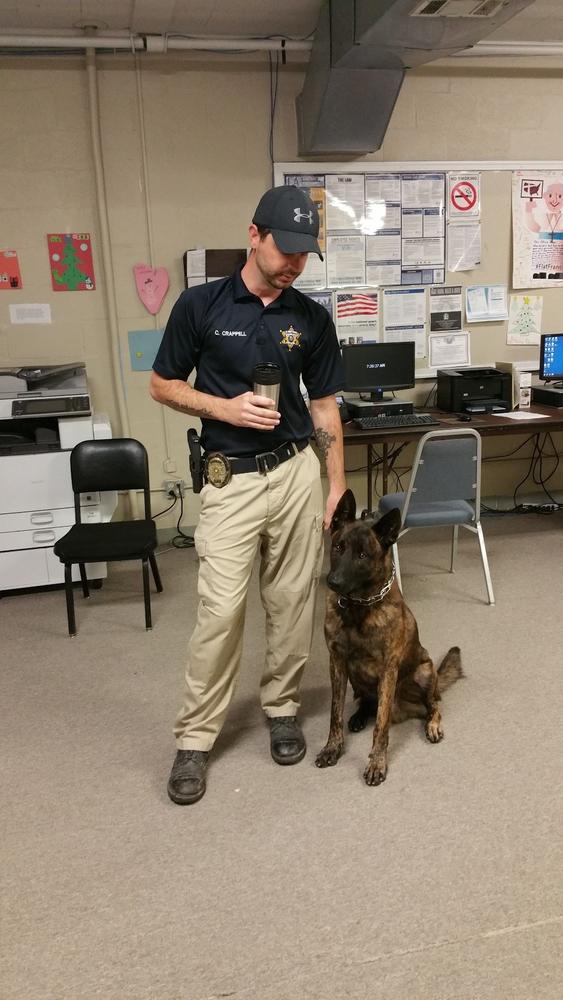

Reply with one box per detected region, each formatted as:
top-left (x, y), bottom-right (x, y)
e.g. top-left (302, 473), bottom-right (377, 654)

top-left (1, 52), bottom-right (562, 519)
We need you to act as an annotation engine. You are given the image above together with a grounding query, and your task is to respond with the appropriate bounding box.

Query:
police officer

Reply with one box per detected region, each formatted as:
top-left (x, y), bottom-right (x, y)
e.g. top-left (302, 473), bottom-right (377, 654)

top-left (150, 185), bottom-right (345, 805)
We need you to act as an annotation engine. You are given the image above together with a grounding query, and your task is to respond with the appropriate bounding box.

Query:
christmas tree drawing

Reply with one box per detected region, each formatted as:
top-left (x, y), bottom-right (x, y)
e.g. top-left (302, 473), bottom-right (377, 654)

top-left (48, 233), bottom-right (95, 291)
top-left (512, 295), bottom-right (539, 336)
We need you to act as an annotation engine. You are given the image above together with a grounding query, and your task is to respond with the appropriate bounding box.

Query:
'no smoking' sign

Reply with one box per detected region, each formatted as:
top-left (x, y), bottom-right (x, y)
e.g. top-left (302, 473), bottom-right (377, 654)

top-left (448, 172), bottom-right (480, 219)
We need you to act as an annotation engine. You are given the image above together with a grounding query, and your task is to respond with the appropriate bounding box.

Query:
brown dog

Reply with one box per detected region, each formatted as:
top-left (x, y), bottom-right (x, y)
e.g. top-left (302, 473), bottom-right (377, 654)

top-left (316, 490), bottom-right (463, 786)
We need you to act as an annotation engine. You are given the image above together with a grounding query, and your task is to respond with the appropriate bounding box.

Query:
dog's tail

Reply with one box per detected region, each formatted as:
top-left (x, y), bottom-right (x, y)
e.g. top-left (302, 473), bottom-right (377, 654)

top-left (437, 646), bottom-right (464, 692)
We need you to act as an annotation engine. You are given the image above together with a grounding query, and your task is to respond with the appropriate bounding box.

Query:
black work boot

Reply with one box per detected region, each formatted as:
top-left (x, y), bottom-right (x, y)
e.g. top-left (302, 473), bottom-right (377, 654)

top-left (167, 749), bottom-right (209, 805)
top-left (268, 716), bottom-right (306, 765)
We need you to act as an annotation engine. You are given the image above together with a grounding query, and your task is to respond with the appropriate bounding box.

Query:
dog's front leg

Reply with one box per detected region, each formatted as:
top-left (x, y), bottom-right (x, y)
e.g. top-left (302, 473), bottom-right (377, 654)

top-left (316, 653), bottom-right (347, 768)
top-left (364, 666), bottom-right (398, 786)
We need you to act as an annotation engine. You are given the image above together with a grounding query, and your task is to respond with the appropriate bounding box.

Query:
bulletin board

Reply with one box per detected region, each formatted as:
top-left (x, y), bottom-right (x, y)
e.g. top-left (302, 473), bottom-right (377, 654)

top-left (275, 160), bottom-right (563, 378)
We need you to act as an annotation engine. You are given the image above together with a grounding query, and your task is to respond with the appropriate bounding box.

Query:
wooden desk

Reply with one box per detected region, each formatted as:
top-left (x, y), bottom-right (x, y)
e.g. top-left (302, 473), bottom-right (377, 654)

top-left (343, 406), bottom-right (563, 511)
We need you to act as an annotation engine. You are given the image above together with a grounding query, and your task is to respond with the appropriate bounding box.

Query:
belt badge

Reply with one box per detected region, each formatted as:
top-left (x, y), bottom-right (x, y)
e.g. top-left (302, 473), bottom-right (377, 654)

top-left (280, 324), bottom-right (301, 351)
top-left (205, 452), bottom-right (232, 488)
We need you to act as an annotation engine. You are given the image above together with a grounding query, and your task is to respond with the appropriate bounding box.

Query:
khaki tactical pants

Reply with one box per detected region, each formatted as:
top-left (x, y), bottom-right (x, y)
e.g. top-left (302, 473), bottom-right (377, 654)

top-left (174, 445), bottom-right (325, 750)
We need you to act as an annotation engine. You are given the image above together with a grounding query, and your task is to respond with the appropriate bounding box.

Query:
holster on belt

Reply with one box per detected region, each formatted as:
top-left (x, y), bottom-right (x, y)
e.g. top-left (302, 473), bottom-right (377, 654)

top-left (187, 428), bottom-right (204, 494)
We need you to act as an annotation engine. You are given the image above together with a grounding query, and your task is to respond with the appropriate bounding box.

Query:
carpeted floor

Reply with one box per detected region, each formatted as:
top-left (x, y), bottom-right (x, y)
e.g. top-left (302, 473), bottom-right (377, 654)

top-left (1, 511), bottom-right (562, 999)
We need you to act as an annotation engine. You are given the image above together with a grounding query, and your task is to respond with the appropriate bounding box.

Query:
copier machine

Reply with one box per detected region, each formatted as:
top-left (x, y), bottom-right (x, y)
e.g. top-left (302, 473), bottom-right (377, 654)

top-left (0, 363), bottom-right (115, 592)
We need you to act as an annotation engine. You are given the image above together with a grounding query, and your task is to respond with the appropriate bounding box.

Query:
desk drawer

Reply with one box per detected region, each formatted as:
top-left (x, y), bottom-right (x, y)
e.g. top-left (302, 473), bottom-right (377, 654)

top-left (0, 524), bottom-right (77, 553)
top-left (0, 546), bottom-right (106, 590)
top-left (0, 508), bottom-right (74, 533)
top-left (1, 451), bottom-right (73, 512)
top-left (0, 547), bottom-right (52, 588)
top-left (0, 506), bottom-right (102, 534)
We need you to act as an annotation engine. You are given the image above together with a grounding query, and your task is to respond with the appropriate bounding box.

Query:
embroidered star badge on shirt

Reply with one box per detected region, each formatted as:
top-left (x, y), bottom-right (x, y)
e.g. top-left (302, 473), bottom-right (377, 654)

top-left (280, 325), bottom-right (301, 350)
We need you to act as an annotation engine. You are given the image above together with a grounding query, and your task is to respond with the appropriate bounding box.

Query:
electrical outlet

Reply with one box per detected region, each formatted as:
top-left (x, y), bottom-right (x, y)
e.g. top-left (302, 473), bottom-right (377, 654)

top-left (163, 479), bottom-right (186, 498)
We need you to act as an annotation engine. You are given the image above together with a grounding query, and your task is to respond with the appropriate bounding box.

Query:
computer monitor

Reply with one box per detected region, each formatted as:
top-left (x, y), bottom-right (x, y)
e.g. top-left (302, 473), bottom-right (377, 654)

top-left (341, 341), bottom-right (415, 402)
top-left (539, 333), bottom-right (563, 385)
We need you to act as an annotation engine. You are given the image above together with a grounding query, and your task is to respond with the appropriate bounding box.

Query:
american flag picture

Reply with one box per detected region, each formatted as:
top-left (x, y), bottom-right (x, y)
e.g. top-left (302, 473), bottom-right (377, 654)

top-left (337, 292), bottom-right (379, 318)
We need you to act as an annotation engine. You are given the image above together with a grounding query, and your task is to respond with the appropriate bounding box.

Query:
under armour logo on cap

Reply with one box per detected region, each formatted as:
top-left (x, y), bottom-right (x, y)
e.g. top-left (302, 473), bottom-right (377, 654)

top-left (252, 185), bottom-right (324, 260)
top-left (294, 208), bottom-right (313, 225)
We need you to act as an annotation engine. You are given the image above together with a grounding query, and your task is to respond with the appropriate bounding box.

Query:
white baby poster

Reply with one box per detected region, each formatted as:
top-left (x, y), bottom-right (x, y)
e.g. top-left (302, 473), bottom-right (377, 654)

top-left (513, 171), bottom-right (563, 288)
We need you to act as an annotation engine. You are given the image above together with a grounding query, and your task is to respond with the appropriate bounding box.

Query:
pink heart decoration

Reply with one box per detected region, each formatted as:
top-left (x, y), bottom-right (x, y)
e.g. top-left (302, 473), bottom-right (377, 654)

top-left (134, 264), bottom-right (169, 315)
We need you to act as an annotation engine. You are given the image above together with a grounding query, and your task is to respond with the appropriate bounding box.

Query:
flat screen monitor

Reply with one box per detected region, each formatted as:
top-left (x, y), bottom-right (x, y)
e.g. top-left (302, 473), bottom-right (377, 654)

top-left (341, 341), bottom-right (415, 402)
top-left (539, 333), bottom-right (563, 384)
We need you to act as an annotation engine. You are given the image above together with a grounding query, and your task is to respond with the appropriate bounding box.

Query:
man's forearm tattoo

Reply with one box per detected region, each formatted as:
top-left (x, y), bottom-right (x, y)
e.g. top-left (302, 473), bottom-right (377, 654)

top-left (315, 426), bottom-right (335, 459)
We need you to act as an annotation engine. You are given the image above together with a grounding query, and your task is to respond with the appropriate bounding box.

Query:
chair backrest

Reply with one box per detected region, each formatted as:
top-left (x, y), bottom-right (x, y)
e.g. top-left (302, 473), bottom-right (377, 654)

top-left (70, 438), bottom-right (152, 521)
top-left (401, 427), bottom-right (481, 521)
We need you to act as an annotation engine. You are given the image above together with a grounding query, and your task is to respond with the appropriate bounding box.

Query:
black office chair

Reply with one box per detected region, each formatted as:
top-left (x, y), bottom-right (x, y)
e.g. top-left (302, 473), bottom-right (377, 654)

top-left (54, 438), bottom-right (163, 636)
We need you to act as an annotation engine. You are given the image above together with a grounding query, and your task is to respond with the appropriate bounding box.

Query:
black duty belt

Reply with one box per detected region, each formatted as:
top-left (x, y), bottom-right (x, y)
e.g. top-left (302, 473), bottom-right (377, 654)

top-left (204, 439), bottom-right (308, 488)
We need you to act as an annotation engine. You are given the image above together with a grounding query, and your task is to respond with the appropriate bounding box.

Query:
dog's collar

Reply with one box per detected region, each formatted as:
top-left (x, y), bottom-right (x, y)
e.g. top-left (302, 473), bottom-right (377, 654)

top-left (337, 565), bottom-right (395, 609)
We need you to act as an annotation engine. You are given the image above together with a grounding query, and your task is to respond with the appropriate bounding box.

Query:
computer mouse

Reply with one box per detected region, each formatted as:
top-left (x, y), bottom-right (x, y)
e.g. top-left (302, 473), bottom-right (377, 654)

top-left (458, 413), bottom-right (472, 422)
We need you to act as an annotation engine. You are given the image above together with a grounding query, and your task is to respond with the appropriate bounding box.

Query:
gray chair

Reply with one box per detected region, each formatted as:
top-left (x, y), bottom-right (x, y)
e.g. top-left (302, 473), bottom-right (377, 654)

top-left (378, 427), bottom-right (494, 605)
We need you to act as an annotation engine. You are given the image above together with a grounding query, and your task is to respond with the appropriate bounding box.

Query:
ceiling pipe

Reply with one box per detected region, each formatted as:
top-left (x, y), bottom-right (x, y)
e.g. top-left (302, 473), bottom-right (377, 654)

top-left (84, 49), bottom-right (132, 449)
top-left (0, 33), bottom-right (310, 52)
top-left (166, 36), bottom-right (311, 52)
top-left (0, 33), bottom-right (144, 49)
top-left (453, 40), bottom-right (563, 57)
top-left (0, 33), bottom-right (561, 58)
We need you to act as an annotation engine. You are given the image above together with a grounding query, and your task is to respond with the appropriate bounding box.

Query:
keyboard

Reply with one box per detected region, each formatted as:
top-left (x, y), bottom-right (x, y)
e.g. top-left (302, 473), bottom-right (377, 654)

top-left (353, 412), bottom-right (441, 431)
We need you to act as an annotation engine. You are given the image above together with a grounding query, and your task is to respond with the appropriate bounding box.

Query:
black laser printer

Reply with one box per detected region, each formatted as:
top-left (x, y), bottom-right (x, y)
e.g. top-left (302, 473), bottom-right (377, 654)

top-left (437, 367), bottom-right (512, 415)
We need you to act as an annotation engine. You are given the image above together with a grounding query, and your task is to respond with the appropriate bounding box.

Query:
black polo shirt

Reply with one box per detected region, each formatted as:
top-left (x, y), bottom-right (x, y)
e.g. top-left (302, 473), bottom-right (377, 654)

top-left (153, 268), bottom-right (344, 456)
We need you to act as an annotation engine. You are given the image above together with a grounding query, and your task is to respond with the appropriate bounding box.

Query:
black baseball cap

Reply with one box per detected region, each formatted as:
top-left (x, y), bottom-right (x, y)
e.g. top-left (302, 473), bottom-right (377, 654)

top-left (252, 185), bottom-right (323, 260)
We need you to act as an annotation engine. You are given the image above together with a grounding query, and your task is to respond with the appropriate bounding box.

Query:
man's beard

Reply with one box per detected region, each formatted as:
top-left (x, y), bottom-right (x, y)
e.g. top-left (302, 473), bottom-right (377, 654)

top-left (252, 247), bottom-right (297, 287)
top-left (261, 264), bottom-right (299, 289)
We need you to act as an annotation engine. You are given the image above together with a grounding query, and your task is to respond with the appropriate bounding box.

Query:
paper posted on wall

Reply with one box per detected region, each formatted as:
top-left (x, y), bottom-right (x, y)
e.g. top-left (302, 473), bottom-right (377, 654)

top-left (382, 287), bottom-right (426, 358)
top-left (429, 285), bottom-right (462, 332)
top-left (9, 303), bottom-right (52, 324)
top-left (0, 250), bottom-right (23, 289)
top-left (447, 223), bottom-right (481, 272)
top-left (507, 294), bottom-right (542, 346)
top-left (447, 172), bottom-right (480, 221)
top-left (428, 331), bottom-right (470, 369)
top-left (281, 168), bottom-right (446, 288)
top-left (512, 170), bottom-right (563, 288)
top-left (335, 289), bottom-right (379, 344)
top-left (466, 284), bottom-right (508, 323)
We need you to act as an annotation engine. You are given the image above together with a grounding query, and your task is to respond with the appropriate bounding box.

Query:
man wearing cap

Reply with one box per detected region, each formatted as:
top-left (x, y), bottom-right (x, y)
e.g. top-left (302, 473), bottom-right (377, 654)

top-left (150, 185), bottom-right (345, 805)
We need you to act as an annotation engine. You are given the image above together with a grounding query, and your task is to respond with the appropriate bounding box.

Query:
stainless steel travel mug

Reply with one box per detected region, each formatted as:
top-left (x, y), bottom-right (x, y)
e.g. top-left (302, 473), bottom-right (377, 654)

top-left (253, 362), bottom-right (281, 408)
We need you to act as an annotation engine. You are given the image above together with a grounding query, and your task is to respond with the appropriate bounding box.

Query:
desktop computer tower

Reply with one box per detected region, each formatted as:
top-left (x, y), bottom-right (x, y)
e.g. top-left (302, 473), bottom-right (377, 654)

top-left (531, 385), bottom-right (563, 407)
top-left (346, 399), bottom-right (414, 417)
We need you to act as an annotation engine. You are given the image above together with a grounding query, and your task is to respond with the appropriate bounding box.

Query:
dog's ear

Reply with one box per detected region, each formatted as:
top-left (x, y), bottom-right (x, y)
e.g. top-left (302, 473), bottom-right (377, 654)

top-left (330, 489), bottom-right (356, 534)
top-left (373, 508), bottom-right (401, 549)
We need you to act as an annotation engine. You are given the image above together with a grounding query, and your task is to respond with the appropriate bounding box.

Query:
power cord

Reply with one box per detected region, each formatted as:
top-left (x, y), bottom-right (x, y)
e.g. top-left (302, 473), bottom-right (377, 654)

top-left (480, 432), bottom-right (562, 515)
top-left (152, 491), bottom-right (195, 549)
top-left (422, 381), bottom-right (437, 408)
top-left (171, 490), bottom-right (195, 549)
top-left (512, 432), bottom-right (561, 511)
top-left (152, 496), bottom-right (178, 519)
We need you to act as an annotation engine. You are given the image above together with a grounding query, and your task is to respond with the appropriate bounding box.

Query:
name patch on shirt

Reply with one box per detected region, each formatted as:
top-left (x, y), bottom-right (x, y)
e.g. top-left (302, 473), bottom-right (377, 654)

top-left (214, 329), bottom-right (247, 337)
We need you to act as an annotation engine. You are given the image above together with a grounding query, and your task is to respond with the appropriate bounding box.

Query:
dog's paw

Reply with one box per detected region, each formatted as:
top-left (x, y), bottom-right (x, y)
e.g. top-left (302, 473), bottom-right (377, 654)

top-left (348, 709), bottom-right (369, 732)
top-left (315, 744), bottom-right (343, 768)
top-left (425, 719), bottom-right (444, 743)
top-left (363, 756), bottom-right (387, 786)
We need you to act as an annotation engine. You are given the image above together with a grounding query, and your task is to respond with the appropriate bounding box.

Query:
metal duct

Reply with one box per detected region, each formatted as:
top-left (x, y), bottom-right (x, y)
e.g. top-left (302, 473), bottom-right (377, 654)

top-left (296, 0), bottom-right (536, 156)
